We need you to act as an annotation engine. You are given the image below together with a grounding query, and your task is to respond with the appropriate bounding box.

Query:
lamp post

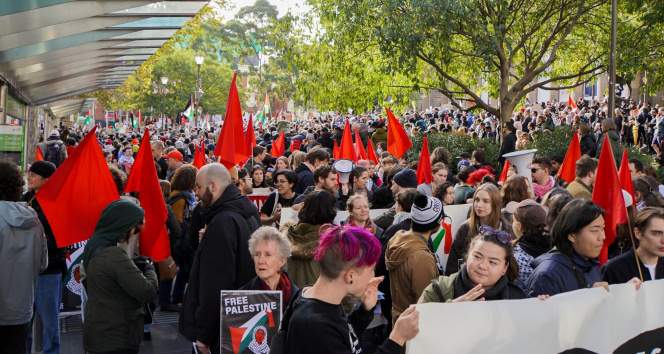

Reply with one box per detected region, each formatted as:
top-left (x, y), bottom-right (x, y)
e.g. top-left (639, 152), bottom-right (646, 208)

top-left (160, 76), bottom-right (169, 131)
top-left (194, 55), bottom-right (204, 128)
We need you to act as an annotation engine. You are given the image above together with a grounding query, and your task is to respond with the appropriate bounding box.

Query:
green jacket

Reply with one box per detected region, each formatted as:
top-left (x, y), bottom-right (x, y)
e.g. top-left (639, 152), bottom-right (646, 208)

top-left (372, 127), bottom-right (388, 146)
top-left (418, 273), bottom-right (459, 304)
top-left (286, 223), bottom-right (322, 288)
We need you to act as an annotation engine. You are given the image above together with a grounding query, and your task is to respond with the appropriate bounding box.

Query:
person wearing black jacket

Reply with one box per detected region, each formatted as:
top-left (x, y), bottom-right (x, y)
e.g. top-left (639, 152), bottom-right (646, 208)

top-left (274, 225), bottom-right (419, 354)
top-left (179, 163), bottom-right (260, 354)
top-left (498, 123), bottom-right (516, 165)
top-left (23, 161), bottom-right (65, 354)
top-left (603, 207), bottom-right (664, 284)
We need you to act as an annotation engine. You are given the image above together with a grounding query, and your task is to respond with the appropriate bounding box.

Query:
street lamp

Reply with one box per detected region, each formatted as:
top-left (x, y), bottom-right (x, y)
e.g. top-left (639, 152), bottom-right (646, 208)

top-left (194, 55), bottom-right (204, 128)
top-left (160, 76), bottom-right (169, 131)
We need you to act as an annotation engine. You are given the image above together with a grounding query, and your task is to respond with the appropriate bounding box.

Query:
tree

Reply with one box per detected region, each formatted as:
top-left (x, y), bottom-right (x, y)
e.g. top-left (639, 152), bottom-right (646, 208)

top-left (310, 0), bottom-right (610, 122)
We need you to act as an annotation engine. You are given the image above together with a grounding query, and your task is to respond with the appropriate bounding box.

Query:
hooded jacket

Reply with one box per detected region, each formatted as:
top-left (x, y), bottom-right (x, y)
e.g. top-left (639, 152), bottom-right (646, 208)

top-left (82, 200), bottom-right (158, 352)
top-left (526, 250), bottom-right (602, 297)
top-left (385, 230), bottom-right (438, 323)
top-left (0, 201), bottom-right (47, 325)
top-left (372, 127), bottom-right (388, 146)
top-left (286, 222), bottom-right (322, 288)
top-left (180, 185), bottom-right (259, 347)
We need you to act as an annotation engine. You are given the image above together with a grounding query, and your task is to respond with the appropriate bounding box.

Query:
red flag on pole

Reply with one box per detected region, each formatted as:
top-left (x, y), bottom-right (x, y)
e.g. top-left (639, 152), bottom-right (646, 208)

top-left (245, 114), bottom-right (257, 155)
top-left (193, 144), bottom-right (206, 169)
top-left (333, 140), bottom-right (340, 159)
top-left (386, 108), bottom-right (412, 159)
top-left (366, 139), bottom-right (379, 164)
top-left (339, 120), bottom-right (357, 161)
top-left (214, 73), bottom-right (249, 169)
top-left (618, 150), bottom-right (635, 201)
top-left (416, 136), bottom-right (433, 184)
top-left (272, 131), bottom-right (286, 157)
top-left (557, 132), bottom-right (581, 184)
top-left (35, 146), bottom-right (44, 161)
top-left (37, 127), bottom-right (120, 247)
top-left (125, 130), bottom-right (170, 261)
top-left (592, 135), bottom-right (627, 264)
top-left (354, 128), bottom-right (368, 160)
top-left (498, 160), bottom-right (511, 184)
top-left (568, 95), bottom-right (578, 110)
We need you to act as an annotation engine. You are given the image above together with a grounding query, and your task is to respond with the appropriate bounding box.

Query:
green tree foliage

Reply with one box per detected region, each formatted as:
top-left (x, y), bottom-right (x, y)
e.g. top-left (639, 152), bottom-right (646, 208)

top-left (310, 0), bottom-right (610, 122)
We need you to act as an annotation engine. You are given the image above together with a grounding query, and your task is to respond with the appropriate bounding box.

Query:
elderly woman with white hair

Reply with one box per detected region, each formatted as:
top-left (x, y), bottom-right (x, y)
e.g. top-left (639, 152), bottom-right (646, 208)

top-left (241, 226), bottom-right (298, 303)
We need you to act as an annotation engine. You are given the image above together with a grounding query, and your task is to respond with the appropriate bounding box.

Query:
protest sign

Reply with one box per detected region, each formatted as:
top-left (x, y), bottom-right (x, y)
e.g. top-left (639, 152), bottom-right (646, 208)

top-left (408, 280), bottom-right (664, 354)
top-left (280, 207), bottom-right (389, 226)
top-left (220, 290), bottom-right (282, 354)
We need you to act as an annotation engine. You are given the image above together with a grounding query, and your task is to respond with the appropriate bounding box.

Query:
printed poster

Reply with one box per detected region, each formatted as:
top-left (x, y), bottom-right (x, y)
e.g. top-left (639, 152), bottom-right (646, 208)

top-left (220, 290), bottom-right (282, 354)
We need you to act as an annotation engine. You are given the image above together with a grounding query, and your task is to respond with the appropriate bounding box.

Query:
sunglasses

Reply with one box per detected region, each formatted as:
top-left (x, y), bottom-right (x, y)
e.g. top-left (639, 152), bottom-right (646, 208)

top-left (479, 225), bottom-right (513, 245)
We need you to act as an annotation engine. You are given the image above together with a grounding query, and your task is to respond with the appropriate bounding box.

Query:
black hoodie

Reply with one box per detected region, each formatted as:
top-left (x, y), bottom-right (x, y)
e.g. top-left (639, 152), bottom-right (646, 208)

top-left (179, 185), bottom-right (260, 349)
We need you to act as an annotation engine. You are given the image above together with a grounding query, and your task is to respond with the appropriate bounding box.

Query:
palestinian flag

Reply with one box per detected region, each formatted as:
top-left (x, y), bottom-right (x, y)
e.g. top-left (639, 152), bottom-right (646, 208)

top-left (64, 242), bottom-right (86, 297)
top-left (431, 221), bottom-right (453, 272)
top-left (229, 308), bottom-right (276, 354)
top-left (182, 95), bottom-right (194, 121)
top-left (255, 111), bottom-right (267, 129)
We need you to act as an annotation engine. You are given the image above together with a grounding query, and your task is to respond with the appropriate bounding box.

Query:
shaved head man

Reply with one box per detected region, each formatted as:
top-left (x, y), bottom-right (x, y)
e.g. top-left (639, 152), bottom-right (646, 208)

top-left (196, 163), bottom-right (232, 208)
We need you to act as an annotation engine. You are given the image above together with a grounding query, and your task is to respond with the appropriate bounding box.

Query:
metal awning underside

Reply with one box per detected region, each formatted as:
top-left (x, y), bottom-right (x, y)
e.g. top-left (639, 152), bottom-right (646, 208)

top-left (0, 0), bottom-right (207, 117)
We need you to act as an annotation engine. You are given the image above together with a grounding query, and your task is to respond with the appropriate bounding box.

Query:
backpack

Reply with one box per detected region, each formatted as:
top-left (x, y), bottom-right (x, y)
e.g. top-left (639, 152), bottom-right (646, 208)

top-left (167, 193), bottom-right (195, 265)
top-left (45, 142), bottom-right (63, 166)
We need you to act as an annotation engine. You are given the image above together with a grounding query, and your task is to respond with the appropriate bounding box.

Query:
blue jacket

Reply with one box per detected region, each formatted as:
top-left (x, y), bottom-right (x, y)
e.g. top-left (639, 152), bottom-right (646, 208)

top-left (526, 250), bottom-right (602, 297)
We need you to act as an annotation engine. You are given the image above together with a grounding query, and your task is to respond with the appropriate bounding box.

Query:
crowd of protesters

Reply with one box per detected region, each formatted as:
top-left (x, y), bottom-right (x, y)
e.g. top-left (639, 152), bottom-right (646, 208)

top-left (0, 95), bottom-right (663, 354)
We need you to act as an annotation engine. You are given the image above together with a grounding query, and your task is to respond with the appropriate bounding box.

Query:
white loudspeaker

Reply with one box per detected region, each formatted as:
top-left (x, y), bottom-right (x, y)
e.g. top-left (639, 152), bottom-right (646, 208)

top-left (333, 159), bottom-right (354, 184)
top-left (502, 149), bottom-right (537, 183)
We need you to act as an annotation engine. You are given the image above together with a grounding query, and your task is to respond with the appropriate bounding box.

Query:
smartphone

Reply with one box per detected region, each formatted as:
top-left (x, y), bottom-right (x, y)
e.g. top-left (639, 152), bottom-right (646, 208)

top-left (192, 342), bottom-right (200, 354)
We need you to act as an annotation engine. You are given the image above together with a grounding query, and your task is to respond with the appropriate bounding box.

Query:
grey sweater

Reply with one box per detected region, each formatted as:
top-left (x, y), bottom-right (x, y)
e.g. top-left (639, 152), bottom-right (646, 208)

top-left (0, 201), bottom-right (48, 325)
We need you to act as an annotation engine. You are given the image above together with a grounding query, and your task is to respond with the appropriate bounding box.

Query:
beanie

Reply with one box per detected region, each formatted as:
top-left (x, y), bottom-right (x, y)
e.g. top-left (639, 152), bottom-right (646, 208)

top-left (29, 161), bottom-right (56, 178)
top-left (166, 150), bottom-right (183, 162)
top-left (393, 168), bottom-right (417, 188)
top-left (411, 193), bottom-right (443, 232)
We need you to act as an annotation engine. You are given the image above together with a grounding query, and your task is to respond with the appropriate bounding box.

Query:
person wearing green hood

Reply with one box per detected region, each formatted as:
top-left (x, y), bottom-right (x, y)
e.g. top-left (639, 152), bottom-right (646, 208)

top-left (82, 199), bottom-right (158, 354)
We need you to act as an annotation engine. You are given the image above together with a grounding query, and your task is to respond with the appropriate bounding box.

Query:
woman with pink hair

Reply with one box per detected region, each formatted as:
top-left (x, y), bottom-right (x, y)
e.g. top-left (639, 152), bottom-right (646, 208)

top-left (274, 225), bottom-right (419, 353)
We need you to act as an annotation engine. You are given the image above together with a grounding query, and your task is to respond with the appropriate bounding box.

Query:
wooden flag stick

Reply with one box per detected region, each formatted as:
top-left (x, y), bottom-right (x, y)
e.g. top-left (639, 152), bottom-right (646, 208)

top-left (624, 205), bottom-right (644, 282)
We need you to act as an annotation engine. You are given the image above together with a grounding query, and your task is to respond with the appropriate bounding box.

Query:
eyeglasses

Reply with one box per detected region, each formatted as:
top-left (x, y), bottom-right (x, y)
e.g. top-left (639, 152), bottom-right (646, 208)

top-left (479, 225), bottom-right (513, 245)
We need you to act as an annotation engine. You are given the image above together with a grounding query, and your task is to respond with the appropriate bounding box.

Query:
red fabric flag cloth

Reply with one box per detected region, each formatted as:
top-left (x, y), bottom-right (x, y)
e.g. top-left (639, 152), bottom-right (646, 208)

top-left (291, 139), bottom-right (302, 152)
top-left (272, 131), bottom-right (286, 157)
top-left (35, 146), bottom-right (44, 161)
top-left (416, 136), bottom-right (433, 184)
top-left (498, 160), bottom-right (511, 184)
top-left (244, 114), bottom-right (257, 157)
top-left (557, 132), bottom-right (581, 184)
top-left (386, 108), bottom-right (412, 159)
top-left (193, 144), bottom-right (206, 169)
top-left (214, 73), bottom-right (249, 169)
top-left (354, 128), bottom-right (368, 160)
top-left (339, 120), bottom-right (357, 161)
top-left (125, 130), bottom-right (170, 261)
top-left (568, 95), bottom-right (578, 109)
top-left (366, 139), bottom-right (379, 164)
top-left (37, 127), bottom-right (120, 247)
top-left (592, 135), bottom-right (628, 264)
top-left (618, 150), bottom-right (635, 200)
top-left (333, 140), bottom-right (340, 159)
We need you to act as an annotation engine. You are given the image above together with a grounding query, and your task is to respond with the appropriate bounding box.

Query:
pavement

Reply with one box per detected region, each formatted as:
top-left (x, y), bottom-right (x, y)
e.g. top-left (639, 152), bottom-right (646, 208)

top-left (57, 310), bottom-right (192, 354)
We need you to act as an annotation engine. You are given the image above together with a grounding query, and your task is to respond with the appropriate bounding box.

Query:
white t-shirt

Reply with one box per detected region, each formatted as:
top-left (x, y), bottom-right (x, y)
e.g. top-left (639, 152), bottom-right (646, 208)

top-left (644, 263), bottom-right (657, 280)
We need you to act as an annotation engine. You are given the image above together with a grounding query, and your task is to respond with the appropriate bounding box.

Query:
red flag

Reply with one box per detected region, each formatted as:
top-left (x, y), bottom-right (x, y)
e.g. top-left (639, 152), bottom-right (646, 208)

top-left (416, 136), bottom-right (433, 184)
top-left (244, 114), bottom-right (257, 157)
top-left (366, 139), bottom-right (379, 164)
top-left (35, 146), bottom-right (44, 161)
top-left (568, 95), bottom-right (578, 110)
top-left (354, 128), bottom-right (368, 160)
top-left (193, 144), bottom-right (206, 169)
top-left (386, 108), bottom-right (412, 159)
top-left (333, 140), bottom-right (340, 159)
top-left (214, 73), bottom-right (249, 168)
top-left (125, 130), bottom-right (170, 261)
top-left (272, 131), bottom-right (286, 157)
top-left (618, 150), bottom-right (635, 201)
top-left (557, 132), bottom-right (581, 184)
top-left (37, 127), bottom-right (119, 247)
top-left (498, 160), bottom-right (511, 183)
top-left (291, 139), bottom-right (302, 152)
top-left (339, 120), bottom-right (357, 161)
top-left (592, 135), bottom-right (627, 264)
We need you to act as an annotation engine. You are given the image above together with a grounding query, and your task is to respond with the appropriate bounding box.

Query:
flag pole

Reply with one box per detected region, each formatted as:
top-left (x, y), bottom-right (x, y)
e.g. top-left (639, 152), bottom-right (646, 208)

top-left (624, 206), bottom-right (644, 282)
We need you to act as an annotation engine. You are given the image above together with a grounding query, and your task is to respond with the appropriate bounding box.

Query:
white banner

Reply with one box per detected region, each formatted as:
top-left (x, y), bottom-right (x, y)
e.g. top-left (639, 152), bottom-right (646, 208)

top-left (408, 280), bottom-right (664, 354)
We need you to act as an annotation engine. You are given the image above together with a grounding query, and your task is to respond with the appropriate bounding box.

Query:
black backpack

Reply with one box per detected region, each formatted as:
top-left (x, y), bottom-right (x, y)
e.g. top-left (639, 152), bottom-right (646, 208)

top-left (167, 194), bottom-right (195, 265)
top-left (45, 142), bottom-right (63, 166)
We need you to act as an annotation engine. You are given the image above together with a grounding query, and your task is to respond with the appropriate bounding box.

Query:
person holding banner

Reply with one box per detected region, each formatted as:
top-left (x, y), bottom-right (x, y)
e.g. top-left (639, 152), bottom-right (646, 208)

top-left (603, 207), bottom-right (664, 283)
top-left (276, 225), bottom-right (420, 354)
top-left (241, 227), bottom-right (299, 304)
top-left (447, 183), bottom-right (512, 275)
top-left (526, 199), bottom-right (606, 296)
top-left (419, 225), bottom-right (525, 303)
